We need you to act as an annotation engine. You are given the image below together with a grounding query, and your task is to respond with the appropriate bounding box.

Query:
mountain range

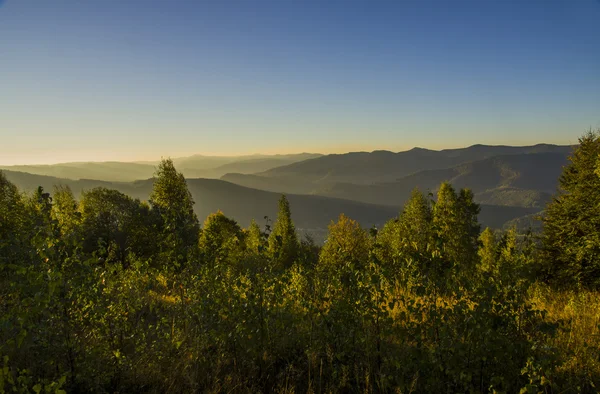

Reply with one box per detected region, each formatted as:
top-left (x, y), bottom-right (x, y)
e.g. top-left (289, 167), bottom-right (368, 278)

top-left (2, 143), bottom-right (573, 238)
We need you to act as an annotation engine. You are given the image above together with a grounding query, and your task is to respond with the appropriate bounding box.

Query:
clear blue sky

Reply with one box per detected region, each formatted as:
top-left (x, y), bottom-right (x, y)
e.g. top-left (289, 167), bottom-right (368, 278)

top-left (1, 0), bottom-right (599, 164)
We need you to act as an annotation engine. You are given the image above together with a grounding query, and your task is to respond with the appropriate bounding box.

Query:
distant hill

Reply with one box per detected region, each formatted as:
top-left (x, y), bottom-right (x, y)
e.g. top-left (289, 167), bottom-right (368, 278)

top-left (179, 153), bottom-right (322, 178)
top-left (0, 162), bottom-right (157, 183)
top-left (0, 153), bottom-right (322, 183)
top-left (223, 151), bottom-right (569, 208)
top-left (2, 170), bottom-right (538, 237)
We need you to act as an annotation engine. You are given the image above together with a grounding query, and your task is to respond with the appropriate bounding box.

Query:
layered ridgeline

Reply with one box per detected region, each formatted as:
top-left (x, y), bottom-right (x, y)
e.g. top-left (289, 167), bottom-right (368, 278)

top-left (2, 170), bottom-right (537, 238)
top-left (222, 145), bottom-right (572, 209)
top-left (2, 144), bottom-right (571, 235)
top-left (0, 153), bottom-right (322, 182)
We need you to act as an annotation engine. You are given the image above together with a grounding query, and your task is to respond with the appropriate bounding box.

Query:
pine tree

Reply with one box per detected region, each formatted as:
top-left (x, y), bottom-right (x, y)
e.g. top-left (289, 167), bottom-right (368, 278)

top-left (541, 130), bottom-right (600, 288)
top-left (267, 195), bottom-right (298, 269)
top-left (149, 159), bottom-right (200, 268)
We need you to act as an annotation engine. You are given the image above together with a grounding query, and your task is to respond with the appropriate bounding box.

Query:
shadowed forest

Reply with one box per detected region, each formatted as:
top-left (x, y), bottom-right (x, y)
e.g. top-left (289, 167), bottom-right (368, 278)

top-left (1, 132), bottom-right (600, 393)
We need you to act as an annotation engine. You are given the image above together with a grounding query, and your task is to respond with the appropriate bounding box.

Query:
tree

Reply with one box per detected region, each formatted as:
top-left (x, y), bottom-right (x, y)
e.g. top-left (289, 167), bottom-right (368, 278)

top-left (267, 195), bottom-right (298, 270)
top-left (541, 130), bottom-right (600, 288)
top-left (433, 183), bottom-right (481, 275)
top-left (149, 159), bottom-right (200, 269)
top-left (199, 211), bottom-right (244, 267)
top-left (80, 187), bottom-right (158, 267)
top-left (319, 214), bottom-right (370, 272)
top-left (376, 188), bottom-right (434, 282)
top-left (51, 185), bottom-right (81, 243)
top-left (0, 172), bottom-right (31, 270)
top-left (245, 219), bottom-right (264, 255)
top-left (478, 227), bottom-right (497, 273)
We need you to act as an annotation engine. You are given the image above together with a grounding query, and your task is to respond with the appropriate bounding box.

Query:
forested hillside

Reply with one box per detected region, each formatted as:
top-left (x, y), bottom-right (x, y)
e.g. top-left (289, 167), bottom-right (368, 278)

top-left (1, 132), bottom-right (599, 393)
top-left (222, 151), bottom-right (570, 210)
top-left (2, 170), bottom-right (539, 238)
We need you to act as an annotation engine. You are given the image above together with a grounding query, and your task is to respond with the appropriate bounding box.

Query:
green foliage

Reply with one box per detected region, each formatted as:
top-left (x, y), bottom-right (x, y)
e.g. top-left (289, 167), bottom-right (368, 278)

top-left (376, 188), bottom-right (434, 284)
top-left (319, 214), bottom-right (370, 273)
top-left (199, 210), bottom-right (245, 267)
top-left (433, 183), bottom-right (480, 275)
top-left (80, 187), bottom-right (158, 267)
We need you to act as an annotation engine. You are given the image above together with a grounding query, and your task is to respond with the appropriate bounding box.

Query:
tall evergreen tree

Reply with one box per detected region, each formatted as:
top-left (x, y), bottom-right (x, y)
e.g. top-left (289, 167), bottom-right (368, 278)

top-left (541, 130), bottom-right (600, 288)
top-left (267, 195), bottom-right (298, 269)
top-left (149, 159), bottom-right (200, 268)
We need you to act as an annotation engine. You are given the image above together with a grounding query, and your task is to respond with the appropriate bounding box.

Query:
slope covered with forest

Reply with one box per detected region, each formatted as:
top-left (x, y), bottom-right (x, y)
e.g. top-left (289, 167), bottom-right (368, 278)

top-left (223, 151), bottom-right (569, 208)
top-left (2, 169), bottom-right (535, 235)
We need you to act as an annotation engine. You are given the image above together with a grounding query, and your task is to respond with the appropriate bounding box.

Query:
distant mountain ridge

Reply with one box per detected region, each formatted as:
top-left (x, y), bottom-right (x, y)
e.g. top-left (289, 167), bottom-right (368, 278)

top-left (259, 144), bottom-right (573, 183)
top-left (222, 145), bottom-right (572, 208)
top-left (0, 153), bottom-right (322, 182)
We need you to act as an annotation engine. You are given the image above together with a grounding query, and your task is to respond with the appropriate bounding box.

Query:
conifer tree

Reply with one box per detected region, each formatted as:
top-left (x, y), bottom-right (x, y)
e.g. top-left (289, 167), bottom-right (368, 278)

top-left (541, 130), bottom-right (600, 288)
top-left (267, 195), bottom-right (298, 269)
top-left (149, 158), bottom-right (200, 268)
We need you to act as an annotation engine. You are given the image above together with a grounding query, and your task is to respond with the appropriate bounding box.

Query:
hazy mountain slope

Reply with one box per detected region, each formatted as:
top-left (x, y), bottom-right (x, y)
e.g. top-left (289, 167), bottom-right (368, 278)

top-left (1, 153), bottom-right (322, 183)
top-left (221, 173), bottom-right (317, 194)
top-left (2, 169), bottom-right (535, 232)
top-left (180, 153), bottom-right (322, 179)
top-left (1, 170), bottom-right (152, 200)
top-left (260, 144), bottom-right (573, 183)
top-left (224, 152), bottom-right (568, 208)
top-left (0, 162), bottom-right (157, 183)
top-left (475, 188), bottom-right (552, 208)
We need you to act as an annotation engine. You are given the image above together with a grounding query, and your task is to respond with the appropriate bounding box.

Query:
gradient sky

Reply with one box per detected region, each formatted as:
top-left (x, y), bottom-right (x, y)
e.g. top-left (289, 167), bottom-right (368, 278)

top-left (1, 0), bottom-right (599, 164)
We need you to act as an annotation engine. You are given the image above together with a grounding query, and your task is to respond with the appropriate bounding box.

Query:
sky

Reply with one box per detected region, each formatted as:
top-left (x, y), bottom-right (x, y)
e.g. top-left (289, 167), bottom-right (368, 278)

top-left (1, 0), bottom-right (599, 165)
